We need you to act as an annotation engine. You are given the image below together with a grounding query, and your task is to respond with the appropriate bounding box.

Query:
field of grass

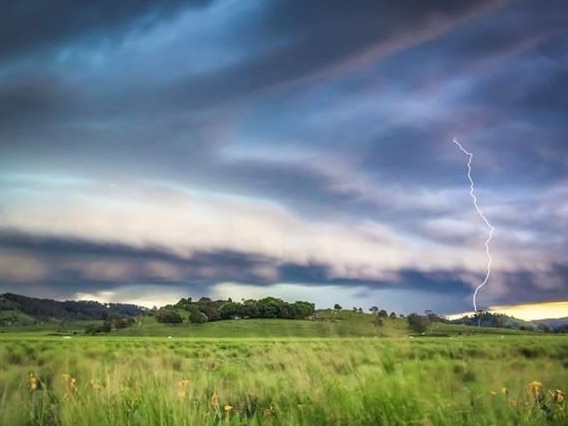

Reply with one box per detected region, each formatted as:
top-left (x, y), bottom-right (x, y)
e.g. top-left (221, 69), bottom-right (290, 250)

top-left (1, 321), bottom-right (567, 425)
top-left (0, 310), bottom-right (529, 338)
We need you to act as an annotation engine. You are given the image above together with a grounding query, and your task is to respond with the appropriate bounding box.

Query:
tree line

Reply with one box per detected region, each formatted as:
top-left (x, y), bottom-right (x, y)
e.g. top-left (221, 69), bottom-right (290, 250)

top-left (154, 296), bottom-right (316, 324)
top-left (0, 292), bottom-right (145, 324)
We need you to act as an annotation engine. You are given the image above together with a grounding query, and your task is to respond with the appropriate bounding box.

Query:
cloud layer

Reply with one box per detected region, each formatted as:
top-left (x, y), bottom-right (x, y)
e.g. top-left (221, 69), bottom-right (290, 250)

top-left (1, 0), bottom-right (567, 316)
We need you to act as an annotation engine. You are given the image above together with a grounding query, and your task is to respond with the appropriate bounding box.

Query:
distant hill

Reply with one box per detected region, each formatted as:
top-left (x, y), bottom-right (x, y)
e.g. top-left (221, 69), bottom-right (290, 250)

top-left (450, 312), bottom-right (533, 329)
top-left (450, 311), bottom-right (568, 332)
top-left (0, 293), bottom-right (146, 326)
top-left (1, 292), bottom-right (564, 336)
top-left (0, 293), bottom-right (537, 337)
top-left (533, 317), bottom-right (568, 331)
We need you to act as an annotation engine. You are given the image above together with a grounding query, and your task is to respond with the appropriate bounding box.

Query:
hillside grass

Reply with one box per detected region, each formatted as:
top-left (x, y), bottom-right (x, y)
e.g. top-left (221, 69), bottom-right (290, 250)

top-left (0, 309), bottom-right (40, 326)
top-left (0, 310), bottom-right (529, 338)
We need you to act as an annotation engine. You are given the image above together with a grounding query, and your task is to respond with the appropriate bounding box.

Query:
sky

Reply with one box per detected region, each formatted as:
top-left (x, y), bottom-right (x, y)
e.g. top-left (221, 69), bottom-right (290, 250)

top-left (0, 0), bottom-right (567, 320)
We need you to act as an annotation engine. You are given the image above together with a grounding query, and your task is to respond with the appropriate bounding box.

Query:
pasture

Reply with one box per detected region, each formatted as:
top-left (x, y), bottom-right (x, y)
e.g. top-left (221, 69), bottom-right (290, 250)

top-left (0, 330), bottom-right (567, 425)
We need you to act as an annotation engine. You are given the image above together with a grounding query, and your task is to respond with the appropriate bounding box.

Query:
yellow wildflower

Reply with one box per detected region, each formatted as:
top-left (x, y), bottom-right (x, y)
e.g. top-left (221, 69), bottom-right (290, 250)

top-left (28, 372), bottom-right (38, 391)
top-left (90, 380), bottom-right (103, 392)
top-left (263, 405), bottom-right (275, 418)
top-left (490, 391), bottom-right (497, 396)
top-left (210, 392), bottom-right (219, 407)
top-left (553, 389), bottom-right (565, 403)
top-left (224, 405), bottom-right (233, 412)
top-left (70, 378), bottom-right (77, 393)
top-left (177, 379), bottom-right (190, 398)
top-left (501, 387), bottom-right (508, 396)
top-left (528, 380), bottom-right (542, 396)
top-left (62, 374), bottom-right (71, 382)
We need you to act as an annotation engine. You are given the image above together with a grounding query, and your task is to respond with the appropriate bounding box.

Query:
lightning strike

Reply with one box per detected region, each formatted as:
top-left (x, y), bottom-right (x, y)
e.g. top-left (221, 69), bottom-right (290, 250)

top-left (453, 138), bottom-right (495, 313)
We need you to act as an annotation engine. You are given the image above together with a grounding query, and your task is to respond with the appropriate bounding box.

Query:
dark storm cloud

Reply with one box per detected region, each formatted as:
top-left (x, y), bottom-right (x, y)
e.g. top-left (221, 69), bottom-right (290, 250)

top-left (0, 0), bottom-right (213, 61)
top-left (0, 230), bottom-right (275, 284)
top-left (214, 159), bottom-right (386, 219)
top-left (161, 0), bottom-right (500, 110)
top-left (361, 126), bottom-right (458, 185)
top-left (0, 0), bottom-right (525, 160)
top-left (0, 73), bottom-right (71, 130)
top-left (1, 229), bottom-right (566, 312)
top-left (0, 230), bottom-right (477, 301)
top-left (0, 230), bottom-right (180, 263)
top-left (1, 0), bottom-right (497, 118)
top-left (257, 0), bottom-right (494, 63)
top-left (1, 0), bottom-right (567, 314)
top-left (0, 230), bottom-right (484, 296)
top-left (485, 266), bottom-right (568, 308)
top-left (0, 230), bottom-right (356, 288)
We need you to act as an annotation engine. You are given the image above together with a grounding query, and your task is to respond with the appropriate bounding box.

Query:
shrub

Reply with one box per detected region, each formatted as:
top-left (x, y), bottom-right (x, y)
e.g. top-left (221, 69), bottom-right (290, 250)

top-left (407, 313), bottom-right (431, 334)
top-left (155, 308), bottom-right (183, 324)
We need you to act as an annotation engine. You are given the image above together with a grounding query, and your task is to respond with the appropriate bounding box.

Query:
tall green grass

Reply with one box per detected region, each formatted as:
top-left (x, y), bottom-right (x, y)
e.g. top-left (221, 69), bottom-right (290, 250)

top-left (0, 335), bottom-right (566, 425)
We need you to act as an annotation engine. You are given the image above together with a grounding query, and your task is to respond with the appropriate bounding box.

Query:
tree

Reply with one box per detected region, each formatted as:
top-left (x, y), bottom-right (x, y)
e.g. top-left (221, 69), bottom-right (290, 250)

top-left (175, 298), bottom-right (192, 310)
top-left (389, 311), bottom-right (397, 319)
top-left (369, 306), bottom-right (379, 315)
top-left (114, 317), bottom-right (134, 329)
top-left (334, 304), bottom-right (342, 312)
top-left (378, 309), bottom-right (388, 318)
top-left (407, 313), bottom-right (431, 334)
top-left (241, 299), bottom-right (259, 318)
top-left (257, 297), bottom-right (284, 318)
top-left (218, 302), bottom-right (241, 320)
top-left (474, 309), bottom-right (486, 327)
top-left (536, 323), bottom-right (551, 334)
top-left (495, 315), bottom-right (504, 328)
top-left (189, 309), bottom-right (208, 324)
top-left (374, 316), bottom-right (384, 327)
top-left (291, 301), bottom-right (315, 319)
top-left (196, 302), bottom-right (220, 321)
top-left (155, 308), bottom-right (183, 324)
top-left (425, 310), bottom-right (443, 323)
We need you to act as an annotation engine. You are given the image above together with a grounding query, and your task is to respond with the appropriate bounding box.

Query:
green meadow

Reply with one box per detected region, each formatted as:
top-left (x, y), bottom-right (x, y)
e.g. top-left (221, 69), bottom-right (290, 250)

top-left (1, 316), bottom-right (567, 425)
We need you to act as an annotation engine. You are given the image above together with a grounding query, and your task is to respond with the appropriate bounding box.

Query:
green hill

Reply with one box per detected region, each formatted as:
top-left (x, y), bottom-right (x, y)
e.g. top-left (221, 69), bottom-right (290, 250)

top-left (0, 309), bottom-right (528, 338)
top-left (449, 311), bottom-right (545, 331)
top-left (116, 310), bottom-right (410, 338)
top-left (0, 293), bottom-right (542, 338)
top-left (0, 292), bottom-right (146, 326)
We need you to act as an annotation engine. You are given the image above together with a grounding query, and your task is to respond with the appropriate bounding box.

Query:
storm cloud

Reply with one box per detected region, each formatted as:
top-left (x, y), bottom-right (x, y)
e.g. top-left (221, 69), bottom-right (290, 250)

top-left (1, 0), bottom-right (566, 317)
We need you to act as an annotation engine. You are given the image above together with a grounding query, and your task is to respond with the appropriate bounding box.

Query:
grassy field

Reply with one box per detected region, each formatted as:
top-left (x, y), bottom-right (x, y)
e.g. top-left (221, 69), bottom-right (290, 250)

top-left (1, 316), bottom-right (567, 426)
top-left (0, 310), bottom-right (528, 338)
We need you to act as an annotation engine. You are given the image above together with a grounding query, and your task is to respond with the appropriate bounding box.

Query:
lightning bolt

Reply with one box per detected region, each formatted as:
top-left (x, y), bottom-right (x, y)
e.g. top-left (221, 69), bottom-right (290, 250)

top-left (453, 138), bottom-right (495, 313)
